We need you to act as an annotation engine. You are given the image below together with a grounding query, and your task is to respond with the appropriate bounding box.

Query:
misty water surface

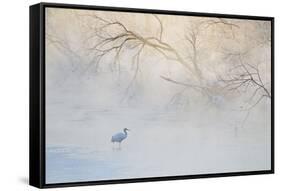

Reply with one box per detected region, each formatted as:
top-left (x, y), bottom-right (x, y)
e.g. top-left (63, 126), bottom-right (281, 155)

top-left (46, 91), bottom-right (270, 183)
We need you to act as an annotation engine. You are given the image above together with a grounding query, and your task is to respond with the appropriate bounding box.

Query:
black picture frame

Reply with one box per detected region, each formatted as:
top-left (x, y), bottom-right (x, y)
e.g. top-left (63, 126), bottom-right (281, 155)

top-left (30, 2), bottom-right (274, 188)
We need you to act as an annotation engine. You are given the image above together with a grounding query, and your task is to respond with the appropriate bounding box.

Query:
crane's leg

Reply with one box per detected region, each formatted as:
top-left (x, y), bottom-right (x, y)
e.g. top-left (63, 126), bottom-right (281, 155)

top-left (119, 142), bottom-right (121, 150)
top-left (112, 142), bottom-right (118, 150)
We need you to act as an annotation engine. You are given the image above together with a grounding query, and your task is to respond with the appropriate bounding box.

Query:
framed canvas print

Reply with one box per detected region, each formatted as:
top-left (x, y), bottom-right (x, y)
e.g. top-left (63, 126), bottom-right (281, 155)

top-left (30, 2), bottom-right (274, 188)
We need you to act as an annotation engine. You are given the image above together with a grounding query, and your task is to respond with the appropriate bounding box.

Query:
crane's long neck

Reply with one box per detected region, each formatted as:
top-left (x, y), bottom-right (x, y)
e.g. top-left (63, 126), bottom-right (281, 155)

top-left (124, 129), bottom-right (128, 135)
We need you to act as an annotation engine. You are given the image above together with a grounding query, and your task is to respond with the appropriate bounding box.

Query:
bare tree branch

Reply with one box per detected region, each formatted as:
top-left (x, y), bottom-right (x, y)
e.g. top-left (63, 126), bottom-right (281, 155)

top-left (219, 53), bottom-right (271, 110)
top-left (184, 26), bottom-right (202, 82)
top-left (160, 75), bottom-right (208, 95)
top-left (153, 15), bottom-right (163, 41)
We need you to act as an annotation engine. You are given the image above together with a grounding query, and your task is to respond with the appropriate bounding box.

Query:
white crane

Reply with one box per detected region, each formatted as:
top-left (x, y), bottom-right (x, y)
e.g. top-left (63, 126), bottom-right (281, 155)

top-left (111, 128), bottom-right (130, 149)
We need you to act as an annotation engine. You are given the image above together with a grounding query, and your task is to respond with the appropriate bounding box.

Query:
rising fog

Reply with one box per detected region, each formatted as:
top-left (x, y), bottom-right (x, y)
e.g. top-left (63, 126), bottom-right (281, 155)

top-left (45, 8), bottom-right (271, 183)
